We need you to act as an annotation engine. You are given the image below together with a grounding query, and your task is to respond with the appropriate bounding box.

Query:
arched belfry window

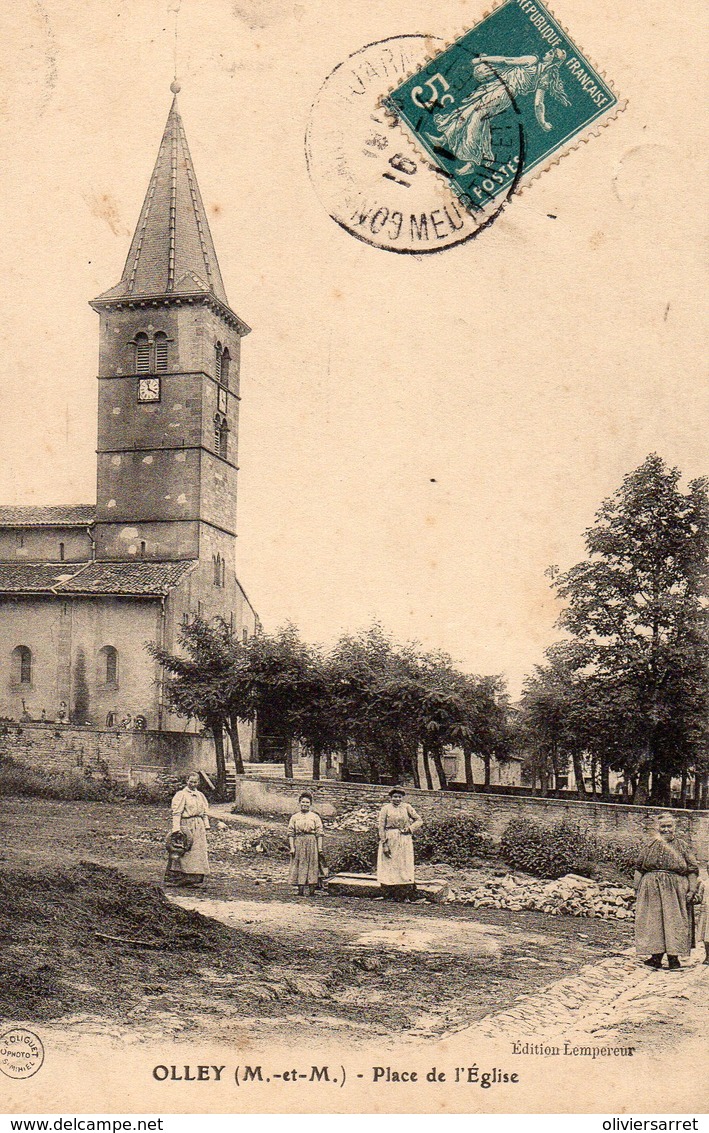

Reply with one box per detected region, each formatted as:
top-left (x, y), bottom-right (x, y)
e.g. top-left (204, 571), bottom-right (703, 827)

top-left (220, 348), bottom-right (230, 388)
top-left (135, 333), bottom-right (150, 374)
top-left (12, 646), bottom-right (32, 685)
top-left (98, 645), bottom-right (119, 689)
top-left (214, 413), bottom-right (228, 460)
top-left (215, 342), bottom-right (223, 383)
top-left (154, 332), bottom-right (168, 373)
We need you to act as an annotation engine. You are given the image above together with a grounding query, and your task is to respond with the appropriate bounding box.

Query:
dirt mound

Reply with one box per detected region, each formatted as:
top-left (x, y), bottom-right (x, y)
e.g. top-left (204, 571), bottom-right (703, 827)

top-left (0, 861), bottom-right (277, 1022)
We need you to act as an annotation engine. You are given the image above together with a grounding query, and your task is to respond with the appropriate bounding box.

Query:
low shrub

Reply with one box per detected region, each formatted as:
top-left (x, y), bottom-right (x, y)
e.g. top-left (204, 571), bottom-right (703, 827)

top-left (258, 829), bottom-right (291, 857)
top-left (500, 818), bottom-right (596, 879)
top-left (326, 830), bottom-right (380, 874)
top-left (592, 834), bottom-right (643, 882)
top-left (0, 756), bottom-right (188, 806)
top-left (0, 758), bottom-right (119, 802)
top-left (415, 814), bottom-right (496, 867)
top-left (500, 817), bottom-right (642, 881)
top-left (324, 813), bottom-right (497, 874)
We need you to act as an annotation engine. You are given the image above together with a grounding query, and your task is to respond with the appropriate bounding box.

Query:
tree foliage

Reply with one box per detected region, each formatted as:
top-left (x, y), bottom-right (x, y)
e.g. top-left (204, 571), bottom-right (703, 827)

top-left (523, 455), bottom-right (709, 804)
top-left (149, 620), bottom-right (512, 790)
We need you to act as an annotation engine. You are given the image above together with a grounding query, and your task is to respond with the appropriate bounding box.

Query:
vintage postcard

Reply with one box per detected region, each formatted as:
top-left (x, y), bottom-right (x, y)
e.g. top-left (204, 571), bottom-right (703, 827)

top-left (0, 0), bottom-right (706, 1119)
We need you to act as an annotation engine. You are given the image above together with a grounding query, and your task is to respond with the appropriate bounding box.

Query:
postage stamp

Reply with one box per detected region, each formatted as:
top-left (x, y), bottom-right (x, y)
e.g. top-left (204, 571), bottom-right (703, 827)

top-left (306, 35), bottom-right (517, 254)
top-left (385, 0), bottom-right (623, 215)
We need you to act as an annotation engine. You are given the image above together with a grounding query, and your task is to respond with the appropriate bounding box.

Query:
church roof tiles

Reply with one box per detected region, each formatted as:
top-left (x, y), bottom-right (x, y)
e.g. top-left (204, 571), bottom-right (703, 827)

top-left (0, 505), bottom-right (95, 527)
top-left (0, 559), bottom-right (196, 596)
top-left (94, 97), bottom-right (229, 307)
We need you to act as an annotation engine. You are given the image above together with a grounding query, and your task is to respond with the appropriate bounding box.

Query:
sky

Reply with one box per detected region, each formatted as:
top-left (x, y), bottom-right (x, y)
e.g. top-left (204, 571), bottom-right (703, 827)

top-left (0, 0), bottom-right (706, 695)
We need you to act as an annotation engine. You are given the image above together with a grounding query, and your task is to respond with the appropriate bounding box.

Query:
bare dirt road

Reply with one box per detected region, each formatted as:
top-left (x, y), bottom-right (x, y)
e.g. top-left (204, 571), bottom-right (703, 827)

top-left (3, 795), bottom-right (705, 1055)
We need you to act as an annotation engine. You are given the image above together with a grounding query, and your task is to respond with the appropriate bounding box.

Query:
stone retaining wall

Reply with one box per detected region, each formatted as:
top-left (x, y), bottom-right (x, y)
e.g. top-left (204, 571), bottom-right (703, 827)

top-left (0, 721), bottom-right (213, 778)
top-left (234, 774), bottom-right (709, 862)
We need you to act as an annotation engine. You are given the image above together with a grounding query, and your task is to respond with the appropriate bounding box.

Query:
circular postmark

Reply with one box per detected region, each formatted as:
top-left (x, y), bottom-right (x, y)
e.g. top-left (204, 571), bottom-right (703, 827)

top-left (305, 35), bottom-right (523, 254)
top-left (0, 1028), bottom-right (45, 1080)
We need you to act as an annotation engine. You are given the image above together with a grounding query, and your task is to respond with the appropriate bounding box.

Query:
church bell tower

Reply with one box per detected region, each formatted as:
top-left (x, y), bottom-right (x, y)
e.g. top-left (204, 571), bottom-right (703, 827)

top-left (90, 83), bottom-right (250, 571)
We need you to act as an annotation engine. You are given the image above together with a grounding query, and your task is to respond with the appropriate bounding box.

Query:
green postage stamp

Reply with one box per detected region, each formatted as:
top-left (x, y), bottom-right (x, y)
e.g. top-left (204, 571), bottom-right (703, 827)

top-left (386, 0), bottom-right (623, 215)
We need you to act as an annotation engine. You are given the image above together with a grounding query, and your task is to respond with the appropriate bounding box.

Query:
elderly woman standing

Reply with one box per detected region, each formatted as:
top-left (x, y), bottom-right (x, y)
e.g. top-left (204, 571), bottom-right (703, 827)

top-left (170, 773), bottom-right (211, 887)
top-left (377, 787), bottom-right (423, 901)
top-left (288, 792), bottom-right (324, 897)
top-left (634, 813), bottom-right (699, 970)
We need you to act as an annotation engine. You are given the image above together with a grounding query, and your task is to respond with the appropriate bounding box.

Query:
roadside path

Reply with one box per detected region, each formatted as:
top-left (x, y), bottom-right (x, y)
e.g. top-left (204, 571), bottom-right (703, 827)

top-left (448, 944), bottom-right (709, 1053)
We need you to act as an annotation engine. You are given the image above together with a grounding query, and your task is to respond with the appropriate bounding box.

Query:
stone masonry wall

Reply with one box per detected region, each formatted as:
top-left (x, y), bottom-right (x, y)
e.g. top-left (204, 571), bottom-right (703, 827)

top-left (234, 775), bottom-right (709, 863)
top-left (0, 722), bottom-right (213, 778)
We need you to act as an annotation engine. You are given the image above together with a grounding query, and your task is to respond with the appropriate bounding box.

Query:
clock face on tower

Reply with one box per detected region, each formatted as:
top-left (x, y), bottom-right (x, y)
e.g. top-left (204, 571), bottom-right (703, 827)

top-left (138, 377), bottom-right (160, 403)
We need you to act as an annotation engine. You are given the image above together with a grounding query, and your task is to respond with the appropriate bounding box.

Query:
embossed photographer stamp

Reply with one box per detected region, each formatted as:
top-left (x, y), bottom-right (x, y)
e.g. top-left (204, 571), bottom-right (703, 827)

top-left (385, 0), bottom-right (624, 214)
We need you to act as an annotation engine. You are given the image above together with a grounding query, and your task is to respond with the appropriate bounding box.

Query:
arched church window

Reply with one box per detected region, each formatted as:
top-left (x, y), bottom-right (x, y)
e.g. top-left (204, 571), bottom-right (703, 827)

top-left (213, 553), bottom-right (222, 586)
top-left (59, 542), bottom-right (65, 562)
top-left (154, 332), bottom-right (168, 373)
top-left (99, 645), bottom-right (119, 689)
top-left (215, 342), bottom-right (222, 383)
top-left (220, 348), bottom-right (230, 388)
top-left (12, 646), bottom-right (32, 685)
top-left (135, 333), bottom-right (150, 374)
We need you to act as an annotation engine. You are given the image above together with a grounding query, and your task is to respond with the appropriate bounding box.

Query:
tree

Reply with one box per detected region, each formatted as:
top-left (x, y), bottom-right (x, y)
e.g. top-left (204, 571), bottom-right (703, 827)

top-left (148, 617), bottom-right (250, 792)
top-left (551, 455), bottom-right (709, 804)
top-left (328, 626), bottom-right (512, 790)
top-left (289, 652), bottom-right (344, 780)
top-left (328, 626), bottom-right (423, 785)
top-left (516, 647), bottom-right (588, 795)
top-left (240, 625), bottom-right (324, 779)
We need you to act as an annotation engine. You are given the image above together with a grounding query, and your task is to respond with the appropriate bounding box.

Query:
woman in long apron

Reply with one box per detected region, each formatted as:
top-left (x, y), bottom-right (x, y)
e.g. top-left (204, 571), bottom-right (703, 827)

top-left (169, 773), bottom-right (211, 887)
top-left (376, 787), bottom-right (423, 900)
top-left (288, 792), bottom-right (324, 897)
top-left (634, 813), bottom-right (699, 970)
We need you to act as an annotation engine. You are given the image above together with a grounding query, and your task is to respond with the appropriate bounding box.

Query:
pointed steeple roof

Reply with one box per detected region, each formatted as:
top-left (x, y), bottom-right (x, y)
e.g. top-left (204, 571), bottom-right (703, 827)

top-left (96, 93), bottom-right (230, 307)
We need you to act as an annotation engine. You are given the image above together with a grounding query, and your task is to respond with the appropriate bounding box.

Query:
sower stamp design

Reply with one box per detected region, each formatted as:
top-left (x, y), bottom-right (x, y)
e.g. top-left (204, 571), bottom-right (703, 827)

top-left (306, 36), bottom-right (504, 254)
top-left (386, 0), bottom-right (623, 214)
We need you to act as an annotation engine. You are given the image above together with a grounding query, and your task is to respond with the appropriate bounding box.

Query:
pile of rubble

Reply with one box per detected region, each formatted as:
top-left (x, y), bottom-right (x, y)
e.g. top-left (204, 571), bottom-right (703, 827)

top-left (449, 872), bottom-right (635, 919)
top-left (327, 807), bottom-right (378, 834)
top-left (209, 823), bottom-right (278, 854)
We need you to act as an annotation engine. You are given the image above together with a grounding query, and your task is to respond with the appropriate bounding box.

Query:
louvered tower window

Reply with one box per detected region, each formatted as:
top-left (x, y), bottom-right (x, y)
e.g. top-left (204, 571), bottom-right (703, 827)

top-left (214, 414), bottom-right (228, 460)
top-left (215, 342), bottom-right (222, 382)
top-left (135, 333), bottom-right (150, 373)
top-left (221, 348), bottom-right (230, 388)
top-left (154, 332), bottom-right (168, 372)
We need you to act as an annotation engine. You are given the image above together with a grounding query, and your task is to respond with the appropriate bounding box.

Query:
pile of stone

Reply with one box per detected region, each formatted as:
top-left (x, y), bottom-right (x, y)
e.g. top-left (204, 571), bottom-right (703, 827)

top-left (327, 807), bottom-right (378, 834)
top-left (449, 872), bottom-right (635, 919)
top-left (209, 825), bottom-right (268, 854)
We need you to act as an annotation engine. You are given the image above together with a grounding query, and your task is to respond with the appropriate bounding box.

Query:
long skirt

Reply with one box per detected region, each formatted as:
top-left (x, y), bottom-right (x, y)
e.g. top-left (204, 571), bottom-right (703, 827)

top-left (176, 817), bottom-right (210, 876)
top-left (377, 830), bottom-right (415, 888)
top-left (289, 834), bottom-right (319, 886)
top-left (635, 871), bottom-right (690, 956)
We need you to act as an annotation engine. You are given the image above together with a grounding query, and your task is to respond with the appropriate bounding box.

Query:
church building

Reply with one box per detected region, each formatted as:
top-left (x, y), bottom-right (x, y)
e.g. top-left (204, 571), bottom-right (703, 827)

top-left (0, 86), bottom-right (259, 732)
